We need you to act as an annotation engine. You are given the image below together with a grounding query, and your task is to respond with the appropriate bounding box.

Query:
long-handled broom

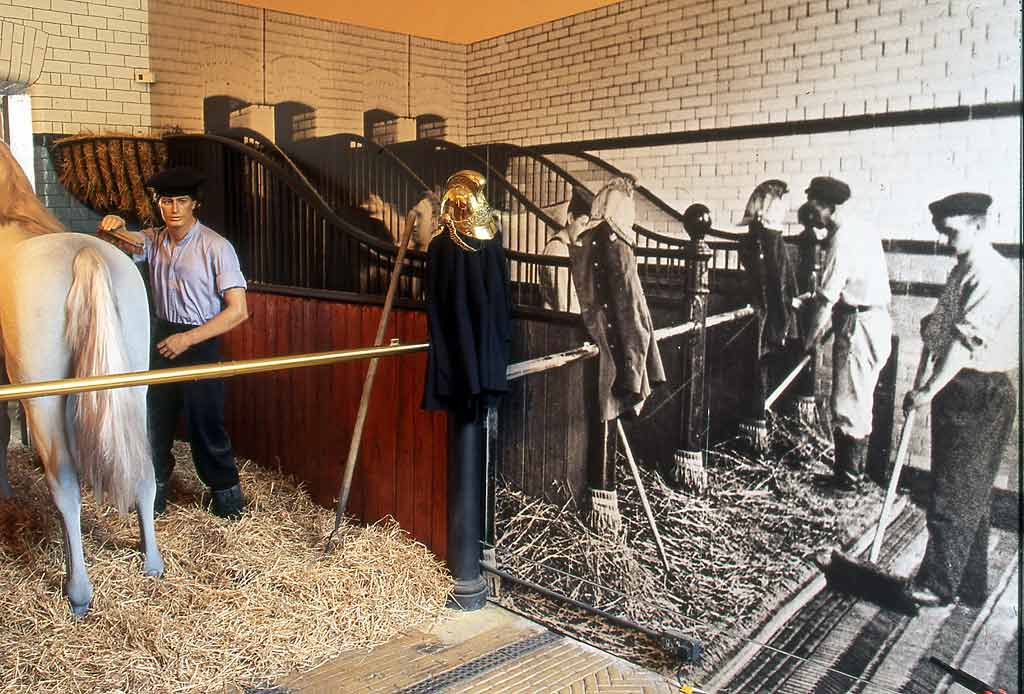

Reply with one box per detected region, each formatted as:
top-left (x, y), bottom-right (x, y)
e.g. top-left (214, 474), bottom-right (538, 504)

top-left (763, 327), bottom-right (834, 413)
top-left (823, 408), bottom-right (921, 615)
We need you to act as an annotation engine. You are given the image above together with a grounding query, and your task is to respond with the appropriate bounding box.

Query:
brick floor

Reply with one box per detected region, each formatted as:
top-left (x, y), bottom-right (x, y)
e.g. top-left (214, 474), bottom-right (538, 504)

top-left (265, 604), bottom-right (678, 694)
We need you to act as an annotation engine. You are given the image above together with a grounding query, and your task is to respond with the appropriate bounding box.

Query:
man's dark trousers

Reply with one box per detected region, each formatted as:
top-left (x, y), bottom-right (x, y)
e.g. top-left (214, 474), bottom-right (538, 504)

top-left (148, 318), bottom-right (239, 492)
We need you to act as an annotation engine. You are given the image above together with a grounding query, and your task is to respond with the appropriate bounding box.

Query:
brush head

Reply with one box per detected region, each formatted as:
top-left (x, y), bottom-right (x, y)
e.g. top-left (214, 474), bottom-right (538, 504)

top-left (825, 550), bottom-right (920, 616)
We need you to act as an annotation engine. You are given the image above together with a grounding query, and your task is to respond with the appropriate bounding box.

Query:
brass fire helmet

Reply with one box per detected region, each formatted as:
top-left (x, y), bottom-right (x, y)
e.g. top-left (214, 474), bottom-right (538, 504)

top-left (440, 170), bottom-right (497, 241)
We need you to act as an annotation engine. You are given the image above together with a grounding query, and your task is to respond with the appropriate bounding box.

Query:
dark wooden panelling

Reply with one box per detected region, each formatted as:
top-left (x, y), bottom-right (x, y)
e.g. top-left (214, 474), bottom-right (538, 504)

top-left (220, 291), bottom-right (448, 558)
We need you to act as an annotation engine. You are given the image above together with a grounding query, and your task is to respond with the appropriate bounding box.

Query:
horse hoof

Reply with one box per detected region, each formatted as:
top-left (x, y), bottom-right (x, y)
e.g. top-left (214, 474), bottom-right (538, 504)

top-left (70, 601), bottom-right (90, 619)
top-left (144, 560), bottom-right (165, 578)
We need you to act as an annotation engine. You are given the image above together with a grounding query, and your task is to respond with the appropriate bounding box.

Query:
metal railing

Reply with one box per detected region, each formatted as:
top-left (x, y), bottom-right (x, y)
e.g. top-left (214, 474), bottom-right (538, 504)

top-left (0, 341), bottom-right (428, 402)
top-left (156, 134), bottom-right (750, 315)
top-left (165, 133), bottom-right (429, 301)
top-left (283, 132), bottom-right (434, 245)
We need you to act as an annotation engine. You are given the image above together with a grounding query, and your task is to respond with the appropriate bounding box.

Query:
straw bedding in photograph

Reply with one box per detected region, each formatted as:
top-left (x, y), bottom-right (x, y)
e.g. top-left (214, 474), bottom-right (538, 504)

top-left (0, 442), bottom-right (452, 694)
top-left (492, 413), bottom-right (886, 677)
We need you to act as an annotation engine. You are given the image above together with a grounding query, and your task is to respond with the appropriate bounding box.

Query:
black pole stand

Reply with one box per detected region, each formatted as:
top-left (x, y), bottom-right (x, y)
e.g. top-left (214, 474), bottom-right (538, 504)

top-left (446, 405), bottom-right (488, 610)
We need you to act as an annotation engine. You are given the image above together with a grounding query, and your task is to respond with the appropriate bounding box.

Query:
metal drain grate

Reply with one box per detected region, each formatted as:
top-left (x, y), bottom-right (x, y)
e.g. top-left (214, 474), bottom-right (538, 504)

top-left (396, 630), bottom-right (561, 693)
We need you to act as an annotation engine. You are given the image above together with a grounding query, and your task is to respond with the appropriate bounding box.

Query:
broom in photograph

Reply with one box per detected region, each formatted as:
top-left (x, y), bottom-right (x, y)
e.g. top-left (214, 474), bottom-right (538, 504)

top-left (823, 352), bottom-right (931, 615)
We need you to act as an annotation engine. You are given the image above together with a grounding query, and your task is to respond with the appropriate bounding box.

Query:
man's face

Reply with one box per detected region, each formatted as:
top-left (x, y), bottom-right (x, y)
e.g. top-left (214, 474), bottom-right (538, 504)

top-left (933, 214), bottom-right (979, 256)
top-left (805, 197), bottom-right (835, 233)
top-left (157, 195), bottom-right (197, 230)
top-left (565, 211), bottom-right (590, 241)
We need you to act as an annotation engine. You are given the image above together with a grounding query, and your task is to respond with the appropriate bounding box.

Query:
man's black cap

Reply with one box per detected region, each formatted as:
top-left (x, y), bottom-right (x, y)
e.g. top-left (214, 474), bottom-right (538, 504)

top-left (928, 192), bottom-right (992, 218)
top-left (145, 166), bottom-right (206, 197)
top-left (797, 201), bottom-right (817, 227)
top-left (805, 176), bottom-right (851, 206)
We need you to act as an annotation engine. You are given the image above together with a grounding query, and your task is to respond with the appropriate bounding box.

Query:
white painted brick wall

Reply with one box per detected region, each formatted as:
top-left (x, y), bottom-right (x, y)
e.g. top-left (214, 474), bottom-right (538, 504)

top-left (3, 0), bottom-right (153, 133)
top-left (466, 0), bottom-right (1020, 145)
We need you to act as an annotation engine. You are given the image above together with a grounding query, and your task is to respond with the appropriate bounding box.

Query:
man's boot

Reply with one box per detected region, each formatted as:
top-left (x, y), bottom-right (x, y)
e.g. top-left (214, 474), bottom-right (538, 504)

top-left (211, 484), bottom-right (246, 519)
top-left (153, 479), bottom-right (169, 516)
top-left (847, 436), bottom-right (869, 488)
top-left (833, 431), bottom-right (867, 491)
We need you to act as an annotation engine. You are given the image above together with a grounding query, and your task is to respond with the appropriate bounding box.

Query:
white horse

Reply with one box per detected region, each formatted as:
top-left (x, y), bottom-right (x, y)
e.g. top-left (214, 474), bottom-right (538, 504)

top-left (0, 141), bottom-right (162, 617)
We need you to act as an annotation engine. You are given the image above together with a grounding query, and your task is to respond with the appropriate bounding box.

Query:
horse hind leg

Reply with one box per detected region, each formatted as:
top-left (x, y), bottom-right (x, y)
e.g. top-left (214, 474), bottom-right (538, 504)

top-left (135, 472), bottom-right (164, 578)
top-left (26, 397), bottom-right (93, 616)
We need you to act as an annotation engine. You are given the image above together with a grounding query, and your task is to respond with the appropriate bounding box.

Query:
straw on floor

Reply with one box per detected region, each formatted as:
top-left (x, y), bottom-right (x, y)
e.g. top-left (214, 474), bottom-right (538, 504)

top-left (0, 441), bottom-right (453, 694)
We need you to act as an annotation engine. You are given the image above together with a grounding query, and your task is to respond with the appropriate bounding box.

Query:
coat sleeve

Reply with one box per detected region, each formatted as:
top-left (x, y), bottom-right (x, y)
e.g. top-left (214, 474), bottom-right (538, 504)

top-left (422, 236), bottom-right (453, 410)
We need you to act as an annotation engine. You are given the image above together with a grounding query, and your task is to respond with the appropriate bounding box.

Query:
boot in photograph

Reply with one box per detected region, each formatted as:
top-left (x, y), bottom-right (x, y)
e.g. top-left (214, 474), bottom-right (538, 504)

top-left (842, 435), bottom-right (868, 490)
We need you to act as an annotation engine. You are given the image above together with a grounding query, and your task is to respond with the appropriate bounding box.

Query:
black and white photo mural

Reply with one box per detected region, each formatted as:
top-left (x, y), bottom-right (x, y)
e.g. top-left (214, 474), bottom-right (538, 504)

top-left (465, 2), bottom-right (1021, 691)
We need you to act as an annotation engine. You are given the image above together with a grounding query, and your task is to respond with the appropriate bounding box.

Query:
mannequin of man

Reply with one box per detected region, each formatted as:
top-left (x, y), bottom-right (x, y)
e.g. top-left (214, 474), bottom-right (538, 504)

top-left (98, 166), bottom-right (249, 518)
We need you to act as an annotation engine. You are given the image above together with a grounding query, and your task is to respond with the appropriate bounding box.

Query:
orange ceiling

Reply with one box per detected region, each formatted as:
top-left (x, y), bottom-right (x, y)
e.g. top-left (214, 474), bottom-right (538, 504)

top-left (234, 0), bottom-right (621, 44)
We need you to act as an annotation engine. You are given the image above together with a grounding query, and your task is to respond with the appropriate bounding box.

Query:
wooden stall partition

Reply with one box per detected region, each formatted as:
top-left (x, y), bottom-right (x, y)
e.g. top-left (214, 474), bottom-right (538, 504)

top-left (498, 315), bottom-right (591, 505)
top-left (219, 289), bottom-right (448, 559)
top-left (497, 276), bottom-right (759, 507)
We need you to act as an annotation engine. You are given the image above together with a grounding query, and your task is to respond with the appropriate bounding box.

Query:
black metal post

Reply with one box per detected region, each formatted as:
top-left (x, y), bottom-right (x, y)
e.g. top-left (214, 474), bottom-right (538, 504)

top-left (668, 204), bottom-right (712, 488)
top-left (739, 222), bottom-right (769, 450)
top-left (446, 405), bottom-right (488, 610)
top-left (795, 221), bottom-right (822, 425)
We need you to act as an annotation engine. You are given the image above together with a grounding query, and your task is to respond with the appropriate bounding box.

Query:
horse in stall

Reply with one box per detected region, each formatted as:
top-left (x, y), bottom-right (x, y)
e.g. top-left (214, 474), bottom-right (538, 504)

top-left (0, 141), bottom-right (163, 617)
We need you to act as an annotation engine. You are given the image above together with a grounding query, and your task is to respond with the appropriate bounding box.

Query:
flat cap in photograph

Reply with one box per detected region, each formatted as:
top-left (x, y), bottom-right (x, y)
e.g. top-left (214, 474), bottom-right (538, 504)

top-left (145, 166), bottom-right (206, 197)
top-left (805, 176), bottom-right (851, 205)
top-left (797, 201), bottom-right (817, 227)
top-left (928, 192), bottom-right (992, 218)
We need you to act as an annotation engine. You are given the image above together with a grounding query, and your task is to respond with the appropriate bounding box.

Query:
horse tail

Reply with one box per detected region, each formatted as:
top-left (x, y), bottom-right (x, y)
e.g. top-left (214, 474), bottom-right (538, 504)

top-left (65, 246), bottom-right (150, 515)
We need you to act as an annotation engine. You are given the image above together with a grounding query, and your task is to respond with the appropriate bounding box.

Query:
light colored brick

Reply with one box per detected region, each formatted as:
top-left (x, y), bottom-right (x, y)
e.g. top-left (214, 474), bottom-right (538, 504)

top-left (50, 0), bottom-right (87, 13)
top-left (71, 13), bottom-right (107, 29)
top-left (69, 37), bottom-right (106, 52)
top-left (70, 85), bottom-right (106, 100)
top-left (31, 8), bottom-right (69, 22)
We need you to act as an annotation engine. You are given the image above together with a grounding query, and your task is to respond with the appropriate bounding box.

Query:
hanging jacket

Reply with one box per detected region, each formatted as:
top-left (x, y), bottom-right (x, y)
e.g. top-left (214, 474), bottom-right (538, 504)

top-left (422, 230), bottom-right (513, 412)
top-left (739, 226), bottom-right (801, 356)
top-left (569, 221), bottom-right (666, 421)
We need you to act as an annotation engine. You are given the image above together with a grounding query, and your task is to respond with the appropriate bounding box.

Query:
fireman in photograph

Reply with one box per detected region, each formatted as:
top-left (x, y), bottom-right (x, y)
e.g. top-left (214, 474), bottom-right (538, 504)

top-left (802, 176), bottom-right (893, 491)
top-left (540, 186), bottom-right (592, 313)
top-left (903, 193), bottom-right (1018, 608)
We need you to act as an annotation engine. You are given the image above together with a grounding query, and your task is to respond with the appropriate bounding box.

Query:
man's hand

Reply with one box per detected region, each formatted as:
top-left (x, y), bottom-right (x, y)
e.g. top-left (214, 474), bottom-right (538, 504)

top-left (98, 214), bottom-right (126, 233)
top-left (97, 215), bottom-right (144, 255)
top-left (157, 332), bottom-right (194, 360)
top-left (902, 388), bottom-right (933, 416)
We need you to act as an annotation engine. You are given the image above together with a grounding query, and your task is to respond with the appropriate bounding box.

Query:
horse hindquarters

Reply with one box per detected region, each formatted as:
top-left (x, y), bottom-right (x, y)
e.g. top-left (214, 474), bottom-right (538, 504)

top-left (64, 247), bottom-right (163, 584)
top-left (65, 247), bottom-right (152, 515)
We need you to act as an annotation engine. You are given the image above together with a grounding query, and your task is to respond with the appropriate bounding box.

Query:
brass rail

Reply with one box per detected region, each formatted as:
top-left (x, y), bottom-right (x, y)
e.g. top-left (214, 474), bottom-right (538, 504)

top-left (0, 342), bottom-right (428, 402)
top-left (0, 306), bottom-right (756, 402)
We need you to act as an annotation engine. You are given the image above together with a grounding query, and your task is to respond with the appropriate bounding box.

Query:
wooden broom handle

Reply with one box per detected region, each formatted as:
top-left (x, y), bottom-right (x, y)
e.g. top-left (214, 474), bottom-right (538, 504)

top-left (330, 212), bottom-right (418, 541)
top-left (867, 352), bottom-right (931, 563)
